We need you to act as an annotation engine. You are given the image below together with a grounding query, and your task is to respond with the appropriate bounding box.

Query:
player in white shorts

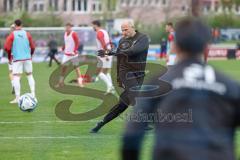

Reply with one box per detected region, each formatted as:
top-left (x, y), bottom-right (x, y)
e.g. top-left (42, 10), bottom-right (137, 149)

top-left (166, 22), bottom-right (177, 68)
top-left (57, 23), bottom-right (83, 87)
top-left (4, 19), bottom-right (36, 104)
top-left (92, 20), bottom-right (114, 94)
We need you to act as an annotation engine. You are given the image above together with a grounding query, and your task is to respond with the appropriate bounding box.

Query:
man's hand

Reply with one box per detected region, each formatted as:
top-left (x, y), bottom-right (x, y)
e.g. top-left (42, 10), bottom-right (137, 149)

top-left (97, 50), bottom-right (106, 57)
top-left (97, 50), bottom-right (115, 57)
top-left (118, 40), bottom-right (132, 52)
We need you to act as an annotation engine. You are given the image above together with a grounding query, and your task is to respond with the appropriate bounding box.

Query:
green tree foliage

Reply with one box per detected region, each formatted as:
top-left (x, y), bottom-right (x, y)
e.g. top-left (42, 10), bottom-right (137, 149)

top-left (221, 0), bottom-right (234, 9)
top-left (0, 11), bottom-right (63, 27)
top-left (221, 0), bottom-right (240, 11)
top-left (137, 23), bottom-right (168, 44)
top-left (207, 14), bottom-right (240, 28)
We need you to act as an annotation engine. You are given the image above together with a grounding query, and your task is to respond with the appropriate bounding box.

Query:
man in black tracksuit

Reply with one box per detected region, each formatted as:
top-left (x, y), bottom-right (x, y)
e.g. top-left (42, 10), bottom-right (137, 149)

top-left (90, 21), bottom-right (149, 133)
top-left (47, 35), bottom-right (60, 67)
top-left (122, 18), bottom-right (240, 160)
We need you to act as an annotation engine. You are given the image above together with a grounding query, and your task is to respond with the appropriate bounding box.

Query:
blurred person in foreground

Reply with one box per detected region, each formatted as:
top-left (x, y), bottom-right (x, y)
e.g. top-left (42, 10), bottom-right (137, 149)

top-left (122, 17), bottom-right (240, 160)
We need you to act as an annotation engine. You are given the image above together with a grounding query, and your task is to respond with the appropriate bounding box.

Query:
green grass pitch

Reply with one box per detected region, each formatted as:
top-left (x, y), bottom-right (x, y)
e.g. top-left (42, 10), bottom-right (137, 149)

top-left (0, 60), bottom-right (239, 160)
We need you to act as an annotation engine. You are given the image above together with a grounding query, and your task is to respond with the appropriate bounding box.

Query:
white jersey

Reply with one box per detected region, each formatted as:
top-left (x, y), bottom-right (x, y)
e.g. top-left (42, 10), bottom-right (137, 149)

top-left (96, 29), bottom-right (111, 50)
top-left (64, 31), bottom-right (77, 56)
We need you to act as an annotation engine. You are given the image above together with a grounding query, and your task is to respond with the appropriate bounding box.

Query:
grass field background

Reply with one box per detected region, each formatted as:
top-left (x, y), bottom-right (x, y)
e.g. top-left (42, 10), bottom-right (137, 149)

top-left (0, 60), bottom-right (239, 160)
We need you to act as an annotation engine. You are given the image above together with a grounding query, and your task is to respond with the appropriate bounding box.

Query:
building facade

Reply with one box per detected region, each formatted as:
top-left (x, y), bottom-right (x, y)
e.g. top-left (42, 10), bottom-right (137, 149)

top-left (0, 0), bottom-right (239, 26)
top-left (0, 0), bottom-right (107, 25)
top-left (117, 0), bottom-right (191, 25)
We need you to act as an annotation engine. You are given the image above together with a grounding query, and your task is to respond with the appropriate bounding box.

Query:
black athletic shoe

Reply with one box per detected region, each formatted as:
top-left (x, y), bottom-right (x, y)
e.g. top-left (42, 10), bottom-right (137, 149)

top-left (90, 121), bottom-right (104, 133)
top-left (11, 87), bottom-right (15, 95)
top-left (68, 79), bottom-right (78, 83)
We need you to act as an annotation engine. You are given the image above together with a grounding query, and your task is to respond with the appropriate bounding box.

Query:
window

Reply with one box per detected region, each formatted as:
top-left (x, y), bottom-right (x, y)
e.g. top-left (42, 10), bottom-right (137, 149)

top-left (92, 3), bottom-right (96, 11)
top-left (18, 0), bottom-right (23, 10)
top-left (3, 0), bottom-right (15, 12)
top-left (236, 5), bottom-right (239, 12)
top-left (63, 0), bottom-right (67, 11)
top-left (182, 6), bottom-right (186, 11)
top-left (24, 0), bottom-right (28, 11)
top-left (72, 0), bottom-right (75, 11)
top-left (72, 0), bottom-right (88, 12)
top-left (3, 0), bottom-right (7, 12)
top-left (49, 0), bottom-right (58, 11)
top-left (148, 0), bottom-right (152, 5)
top-left (126, 0), bottom-right (130, 6)
top-left (54, 0), bottom-right (58, 11)
top-left (32, 1), bottom-right (45, 12)
top-left (92, 0), bottom-right (102, 12)
top-left (49, 0), bottom-right (52, 8)
top-left (162, 0), bottom-right (166, 5)
top-left (107, 0), bottom-right (116, 10)
top-left (83, 0), bottom-right (87, 11)
top-left (133, 0), bottom-right (138, 5)
top-left (206, 5), bottom-right (210, 11)
top-left (78, 0), bottom-right (81, 10)
top-left (33, 4), bottom-right (37, 11)
top-left (9, 0), bottom-right (14, 11)
top-left (39, 4), bottom-right (44, 11)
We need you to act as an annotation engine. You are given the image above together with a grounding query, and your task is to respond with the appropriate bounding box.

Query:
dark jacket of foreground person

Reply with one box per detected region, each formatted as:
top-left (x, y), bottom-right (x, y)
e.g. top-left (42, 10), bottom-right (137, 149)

top-left (122, 18), bottom-right (240, 160)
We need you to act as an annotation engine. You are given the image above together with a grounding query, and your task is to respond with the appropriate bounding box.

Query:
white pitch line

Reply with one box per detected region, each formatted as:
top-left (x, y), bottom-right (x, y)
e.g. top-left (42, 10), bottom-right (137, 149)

top-left (0, 135), bottom-right (121, 139)
top-left (0, 120), bottom-right (97, 124)
top-left (0, 119), bottom-right (123, 124)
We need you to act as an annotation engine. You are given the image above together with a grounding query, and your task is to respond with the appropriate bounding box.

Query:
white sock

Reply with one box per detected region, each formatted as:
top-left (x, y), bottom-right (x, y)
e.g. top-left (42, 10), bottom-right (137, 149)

top-left (13, 76), bottom-right (20, 99)
top-left (98, 72), bottom-right (112, 90)
top-left (11, 80), bottom-right (14, 88)
top-left (78, 77), bottom-right (83, 84)
top-left (106, 73), bottom-right (113, 87)
top-left (27, 75), bottom-right (35, 97)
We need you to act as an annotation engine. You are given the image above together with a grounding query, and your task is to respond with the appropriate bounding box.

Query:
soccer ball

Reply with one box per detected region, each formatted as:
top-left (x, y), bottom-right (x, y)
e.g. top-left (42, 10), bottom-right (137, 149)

top-left (18, 93), bottom-right (38, 112)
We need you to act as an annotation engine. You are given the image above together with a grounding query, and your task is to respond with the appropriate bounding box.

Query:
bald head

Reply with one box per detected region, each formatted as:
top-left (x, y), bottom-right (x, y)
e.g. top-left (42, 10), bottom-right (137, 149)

top-left (121, 21), bottom-right (136, 38)
top-left (121, 21), bottom-right (134, 28)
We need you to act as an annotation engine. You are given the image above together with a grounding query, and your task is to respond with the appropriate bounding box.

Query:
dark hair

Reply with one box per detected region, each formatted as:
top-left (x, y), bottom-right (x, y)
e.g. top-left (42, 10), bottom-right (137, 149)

top-left (92, 20), bottom-right (101, 27)
top-left (175, 18), bottom-right (211, 56)
top-left (66, 23), bottom-right (73, 27)
top-left (166, 22), bottom-right (173, 27)
top-left (14, 19), bottom-right (22, 27)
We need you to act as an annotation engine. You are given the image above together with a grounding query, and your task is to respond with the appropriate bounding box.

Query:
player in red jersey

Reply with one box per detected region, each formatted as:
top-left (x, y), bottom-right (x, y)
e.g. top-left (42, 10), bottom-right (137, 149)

top-left (166, 22), bottom-right (177, 68)
top-left (56, 23), bottom-right (84, 88)
top-left (92, 20), bottom-right (114, 94)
